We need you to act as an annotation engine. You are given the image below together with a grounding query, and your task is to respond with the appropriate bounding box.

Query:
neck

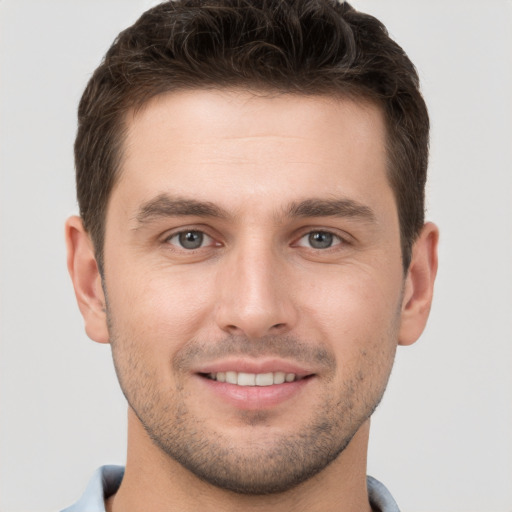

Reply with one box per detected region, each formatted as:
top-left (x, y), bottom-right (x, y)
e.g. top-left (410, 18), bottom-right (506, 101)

top-left (107, 410), bottom-right (373, 512)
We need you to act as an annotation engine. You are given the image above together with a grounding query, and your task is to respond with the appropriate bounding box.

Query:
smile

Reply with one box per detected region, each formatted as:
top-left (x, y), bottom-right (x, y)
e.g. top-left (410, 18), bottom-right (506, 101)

top-left (205, 371), bottom-right (301, 386)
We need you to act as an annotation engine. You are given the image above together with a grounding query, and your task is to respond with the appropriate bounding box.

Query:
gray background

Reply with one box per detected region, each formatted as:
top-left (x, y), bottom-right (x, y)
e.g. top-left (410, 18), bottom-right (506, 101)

top-left (1, 1), bottom-right (511, 511)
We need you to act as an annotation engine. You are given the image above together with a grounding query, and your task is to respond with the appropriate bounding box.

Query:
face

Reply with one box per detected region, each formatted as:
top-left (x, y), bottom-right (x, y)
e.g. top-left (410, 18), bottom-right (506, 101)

top-left (102, 90), bottom-right (405, 493)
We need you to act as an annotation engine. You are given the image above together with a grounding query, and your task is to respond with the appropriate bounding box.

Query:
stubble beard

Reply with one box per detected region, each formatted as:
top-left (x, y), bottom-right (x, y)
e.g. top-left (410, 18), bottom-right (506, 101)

top-left (108, 321), bottom-right (397, 495)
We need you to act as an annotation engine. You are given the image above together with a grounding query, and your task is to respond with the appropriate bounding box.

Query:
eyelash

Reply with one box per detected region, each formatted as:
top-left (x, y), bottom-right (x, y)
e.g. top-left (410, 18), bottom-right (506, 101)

top-left (294, 230), bottom-right (345, 250)
top-left (165, 230), bottom-right (218, 250)
top-left (164, 228), bottom-right (348, 252)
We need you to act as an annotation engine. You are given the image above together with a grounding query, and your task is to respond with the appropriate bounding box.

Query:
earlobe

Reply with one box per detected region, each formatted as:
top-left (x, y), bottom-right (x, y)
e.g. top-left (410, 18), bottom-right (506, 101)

top-left (398, 222), bottom-right (439, 346)
top-left (65, 216), bottom-right (110, 344)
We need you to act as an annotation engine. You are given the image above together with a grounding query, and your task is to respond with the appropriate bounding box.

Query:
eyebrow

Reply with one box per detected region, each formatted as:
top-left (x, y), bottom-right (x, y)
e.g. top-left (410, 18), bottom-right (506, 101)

top-left (133, 194), bottom-right (376, 227)
top-left (134, 194), bottom-right (229, 225)
top-left (286, 198), bottom-right (376, 222)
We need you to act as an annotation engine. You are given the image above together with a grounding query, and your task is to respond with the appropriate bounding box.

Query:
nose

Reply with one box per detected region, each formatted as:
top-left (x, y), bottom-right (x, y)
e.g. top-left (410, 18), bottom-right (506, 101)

top-left (214, 241), bottom-right (298, 339)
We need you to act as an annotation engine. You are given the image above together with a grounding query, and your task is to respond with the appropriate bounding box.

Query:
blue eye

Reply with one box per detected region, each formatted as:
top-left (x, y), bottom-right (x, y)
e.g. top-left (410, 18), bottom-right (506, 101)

top-left (167, 230), bottom-right (213, 249)
top-left (297, 231), bottom-right (341, 249)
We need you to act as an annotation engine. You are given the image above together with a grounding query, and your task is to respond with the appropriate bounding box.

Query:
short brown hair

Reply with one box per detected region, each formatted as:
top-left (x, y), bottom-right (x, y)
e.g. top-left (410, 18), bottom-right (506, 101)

top-left (75, 0), bottom-right (429, 271)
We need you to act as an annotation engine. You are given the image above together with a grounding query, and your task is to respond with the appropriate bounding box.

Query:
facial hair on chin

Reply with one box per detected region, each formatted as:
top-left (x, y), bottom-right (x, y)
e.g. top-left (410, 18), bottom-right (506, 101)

top-left (107, 313), bottom-right (397, 495)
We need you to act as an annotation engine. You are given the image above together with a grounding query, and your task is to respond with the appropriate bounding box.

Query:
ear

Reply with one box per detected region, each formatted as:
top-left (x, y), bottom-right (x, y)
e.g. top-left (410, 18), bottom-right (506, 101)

top-left (65, 216), bottom-right (110, 344)
top-left (398, 222), bottom-right (439, 346)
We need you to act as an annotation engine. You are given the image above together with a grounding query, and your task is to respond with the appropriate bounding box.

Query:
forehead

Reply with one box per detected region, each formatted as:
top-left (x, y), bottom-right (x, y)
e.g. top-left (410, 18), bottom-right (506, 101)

top-left (113, 89), bottom-right (393, 220)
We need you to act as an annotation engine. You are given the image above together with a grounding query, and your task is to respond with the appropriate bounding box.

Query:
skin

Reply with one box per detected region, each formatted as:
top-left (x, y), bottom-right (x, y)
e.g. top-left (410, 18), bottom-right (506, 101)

top-left (66, 90), bottom-right (438, 512)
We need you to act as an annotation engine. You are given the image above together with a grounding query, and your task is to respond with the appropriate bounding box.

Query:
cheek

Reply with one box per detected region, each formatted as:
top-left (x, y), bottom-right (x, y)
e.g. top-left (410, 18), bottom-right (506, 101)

top-left (299, 265), bottom-right (402, 385)
top-left (106, 269), bottom-right (216, 352)
top-left (301, 266), bottom-right (402, 335)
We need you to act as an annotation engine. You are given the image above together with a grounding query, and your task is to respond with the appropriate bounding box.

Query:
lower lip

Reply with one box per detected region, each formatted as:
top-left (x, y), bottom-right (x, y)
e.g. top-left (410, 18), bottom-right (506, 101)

top-left (197, 375), bottom-right (313, 410)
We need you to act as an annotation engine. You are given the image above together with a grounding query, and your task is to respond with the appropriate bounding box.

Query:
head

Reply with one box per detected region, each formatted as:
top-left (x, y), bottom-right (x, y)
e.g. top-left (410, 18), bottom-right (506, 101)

top-left (75, 0), bottom-right (429, 274)
top-left (67, 0), bottom-right (438, 498)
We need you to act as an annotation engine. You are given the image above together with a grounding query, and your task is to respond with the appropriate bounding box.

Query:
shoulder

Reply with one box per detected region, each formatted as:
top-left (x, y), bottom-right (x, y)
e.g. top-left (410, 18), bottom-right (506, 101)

top-left (60, 465), bottom-right (125, 512)
top-left (367, 475), bottom-right (401, 512)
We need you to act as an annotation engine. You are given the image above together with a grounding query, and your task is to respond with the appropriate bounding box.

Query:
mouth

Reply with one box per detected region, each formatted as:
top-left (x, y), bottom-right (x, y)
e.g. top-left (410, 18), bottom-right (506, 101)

top-left (201, 371), bottom-right (307, 386)
top-left (194, 362), bottom-right (315, 410)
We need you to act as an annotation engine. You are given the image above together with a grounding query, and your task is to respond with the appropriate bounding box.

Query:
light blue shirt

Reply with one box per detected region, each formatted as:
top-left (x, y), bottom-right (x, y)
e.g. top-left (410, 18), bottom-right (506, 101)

top-left (61, 465), bottom-right (400, 512)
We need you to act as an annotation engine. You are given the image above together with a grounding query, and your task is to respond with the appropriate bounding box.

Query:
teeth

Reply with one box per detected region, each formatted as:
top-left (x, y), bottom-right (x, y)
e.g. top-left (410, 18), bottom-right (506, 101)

top-left (225, 371), bottom-right (237, 384)
top-left (274, 372), bottom-right (286, 384)
top-left (238, 372), bottom-right (256, 386)
top-left (255, 372), bottom-right (273, 386)
top-left (209, 371), bottom-right (298, 386)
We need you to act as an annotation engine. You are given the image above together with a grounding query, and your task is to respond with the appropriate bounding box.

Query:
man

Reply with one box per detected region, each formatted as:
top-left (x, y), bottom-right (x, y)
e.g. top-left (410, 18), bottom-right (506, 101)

top-left (63, 0), bottom-right (438, 510)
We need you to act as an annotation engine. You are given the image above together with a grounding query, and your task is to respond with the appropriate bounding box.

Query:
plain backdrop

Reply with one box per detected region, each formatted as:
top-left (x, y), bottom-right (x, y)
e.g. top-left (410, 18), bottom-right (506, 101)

top-left (1, 1), bottom-right (511, 511)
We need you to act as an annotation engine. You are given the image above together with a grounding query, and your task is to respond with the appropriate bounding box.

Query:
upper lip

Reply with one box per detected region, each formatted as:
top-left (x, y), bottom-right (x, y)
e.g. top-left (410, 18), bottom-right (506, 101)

top-left (194, 358), bottom-right (315, 378)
